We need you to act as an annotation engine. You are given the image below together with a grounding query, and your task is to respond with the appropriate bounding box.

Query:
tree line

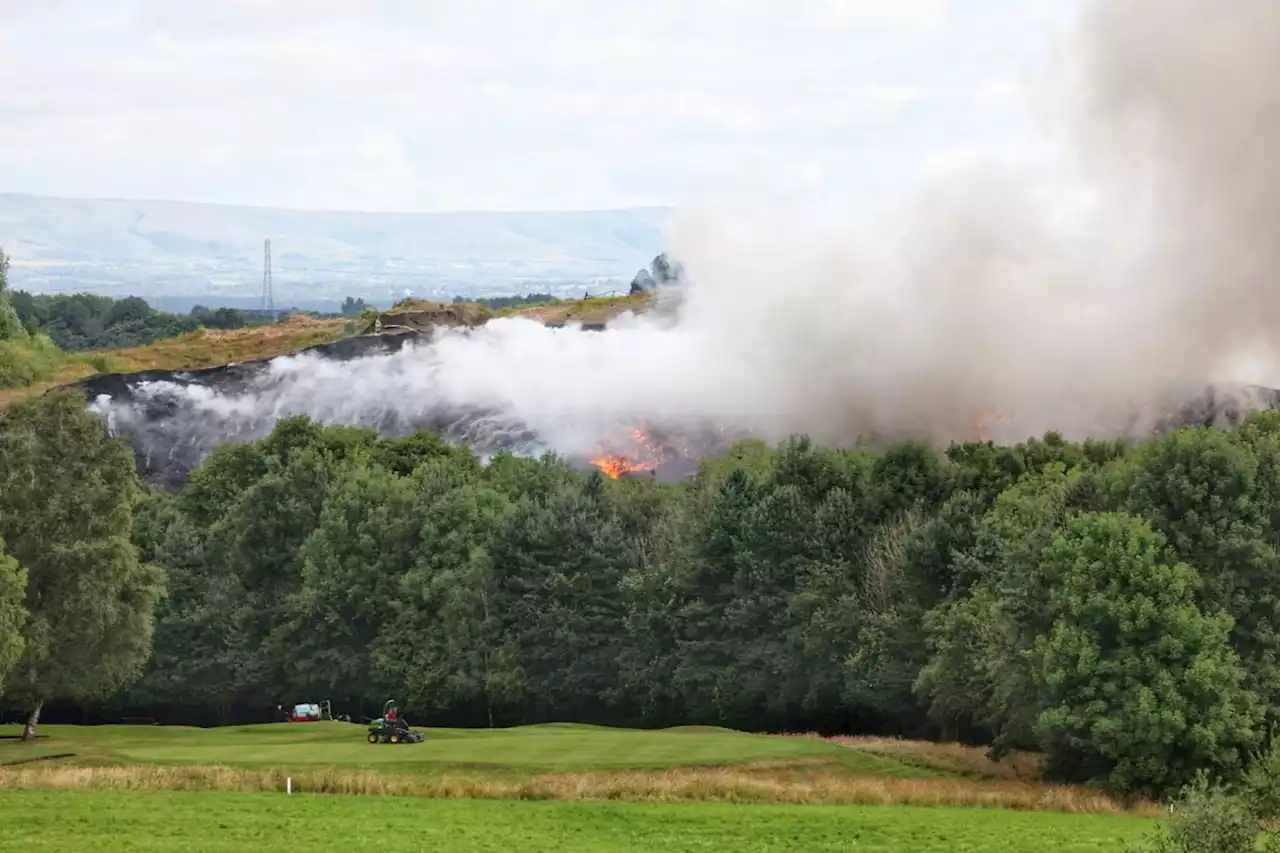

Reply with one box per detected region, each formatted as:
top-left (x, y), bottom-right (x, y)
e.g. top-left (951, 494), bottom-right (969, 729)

top-left (5, 389), bottom-right (1280, 799)
top-left (9, 292), bottom-right (270, 352)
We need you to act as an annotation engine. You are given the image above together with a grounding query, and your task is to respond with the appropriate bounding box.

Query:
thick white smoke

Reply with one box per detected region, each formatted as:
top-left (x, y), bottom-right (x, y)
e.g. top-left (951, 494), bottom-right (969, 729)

top-left (415, 0), bottom-right (1280, 451)
top-left (94, 0), bottom-right (1280, 468)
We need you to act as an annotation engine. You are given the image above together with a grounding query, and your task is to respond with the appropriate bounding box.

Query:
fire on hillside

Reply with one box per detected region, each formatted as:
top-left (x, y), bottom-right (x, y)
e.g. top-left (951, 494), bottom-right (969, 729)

top-left (590, 424), bottom-right (731, 480)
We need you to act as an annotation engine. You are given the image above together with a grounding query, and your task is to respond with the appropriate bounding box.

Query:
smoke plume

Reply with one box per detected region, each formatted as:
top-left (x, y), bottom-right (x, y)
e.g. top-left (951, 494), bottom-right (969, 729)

top-left (91, 0), bottom-right (1280, 469)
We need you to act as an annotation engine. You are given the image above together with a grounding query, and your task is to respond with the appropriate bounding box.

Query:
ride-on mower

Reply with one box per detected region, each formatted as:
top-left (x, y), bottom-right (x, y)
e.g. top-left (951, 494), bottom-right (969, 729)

top-left (366, 699), bottom-right (425, 744)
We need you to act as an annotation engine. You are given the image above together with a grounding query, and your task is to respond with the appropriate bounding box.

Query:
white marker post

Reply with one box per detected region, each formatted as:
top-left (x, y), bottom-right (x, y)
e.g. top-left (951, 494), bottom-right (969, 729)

top-left (287, 776), bottom-right (292, 795)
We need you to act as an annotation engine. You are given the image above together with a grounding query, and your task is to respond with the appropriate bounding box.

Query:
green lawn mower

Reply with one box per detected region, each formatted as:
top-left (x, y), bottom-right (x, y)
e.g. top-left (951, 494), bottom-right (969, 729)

top-left (366, 699), bottom-right (425, 744)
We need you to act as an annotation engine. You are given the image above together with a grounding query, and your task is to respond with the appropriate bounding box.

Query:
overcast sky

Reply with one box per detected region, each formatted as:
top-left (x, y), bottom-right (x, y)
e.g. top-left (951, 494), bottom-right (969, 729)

top-left (0, 0), bottom-right (1074, 213)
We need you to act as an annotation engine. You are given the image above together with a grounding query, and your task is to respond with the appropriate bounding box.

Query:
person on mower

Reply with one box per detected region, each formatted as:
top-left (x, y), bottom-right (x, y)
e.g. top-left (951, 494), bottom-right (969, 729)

top-left (383, 699), bottom-right (410, 732)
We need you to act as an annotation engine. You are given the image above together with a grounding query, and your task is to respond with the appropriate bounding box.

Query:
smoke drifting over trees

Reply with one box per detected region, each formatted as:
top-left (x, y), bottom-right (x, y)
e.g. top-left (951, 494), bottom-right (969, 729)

top-left (88, 0), bottom-right (1280, 471)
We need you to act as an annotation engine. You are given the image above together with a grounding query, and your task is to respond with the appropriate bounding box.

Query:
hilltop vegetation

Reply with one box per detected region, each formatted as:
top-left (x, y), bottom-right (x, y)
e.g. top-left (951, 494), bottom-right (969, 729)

top-left (0, 251), bottom-right (63, 388)
top-left (8, 292), bottom-right (266, 352)
top-left (0, 245), bottom-right (358, 396)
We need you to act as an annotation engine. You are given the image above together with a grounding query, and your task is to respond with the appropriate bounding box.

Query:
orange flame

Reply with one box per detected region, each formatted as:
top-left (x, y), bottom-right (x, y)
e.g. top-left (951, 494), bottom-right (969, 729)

top-left (592, 454), bottom-right (655, 479)
top-left (591, 426), bottom-right (667, 478)
top-left (590, 423), bottom-right (731, 479)
top-left (973, 411), bottom-right (999, 442)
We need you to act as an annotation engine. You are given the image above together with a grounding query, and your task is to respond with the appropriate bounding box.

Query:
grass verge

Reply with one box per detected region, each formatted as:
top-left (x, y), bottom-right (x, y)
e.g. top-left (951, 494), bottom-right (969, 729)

top-left (0, 791), bottom-right (1154, 853)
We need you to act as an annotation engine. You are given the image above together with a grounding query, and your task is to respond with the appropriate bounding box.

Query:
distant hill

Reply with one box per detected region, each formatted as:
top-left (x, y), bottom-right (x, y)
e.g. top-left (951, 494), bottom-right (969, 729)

top-left (0, 193), bottom-right (671, 308)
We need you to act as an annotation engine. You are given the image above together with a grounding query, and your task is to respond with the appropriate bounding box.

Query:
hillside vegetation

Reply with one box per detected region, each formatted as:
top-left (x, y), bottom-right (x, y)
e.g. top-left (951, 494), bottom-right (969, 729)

top-left (0, 251), bottom-right (63, 389)
top-left (0, 315), bottom-right (351, 407)
top-left (0, 274), bottom-right (654, 409)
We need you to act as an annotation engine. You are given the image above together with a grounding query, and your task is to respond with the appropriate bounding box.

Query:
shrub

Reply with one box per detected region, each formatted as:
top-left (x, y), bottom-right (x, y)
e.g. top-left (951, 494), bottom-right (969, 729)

top-left (0, 334), bottom-right (63, 388)
top-left (1242, 738), bottom-right (1280, 820)
top-left (1129, 773), bottom-right (1280, 853)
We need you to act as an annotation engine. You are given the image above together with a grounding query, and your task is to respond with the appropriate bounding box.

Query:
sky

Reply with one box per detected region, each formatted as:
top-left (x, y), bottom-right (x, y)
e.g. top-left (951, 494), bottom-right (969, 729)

top-left (0, 0), bottom-right (1075, 213)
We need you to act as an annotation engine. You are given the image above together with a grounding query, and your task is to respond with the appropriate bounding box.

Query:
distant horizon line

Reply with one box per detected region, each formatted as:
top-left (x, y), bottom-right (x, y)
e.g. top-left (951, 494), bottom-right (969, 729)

top-left (0, 190), bottom-right (676, 218)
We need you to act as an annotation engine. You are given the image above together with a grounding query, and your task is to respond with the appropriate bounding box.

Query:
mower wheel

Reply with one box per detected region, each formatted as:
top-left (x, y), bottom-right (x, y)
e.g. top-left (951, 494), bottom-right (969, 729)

top-left (367, 732), bottom-right (379, 744)
top-left (389, 733), bottom-right (401, 744)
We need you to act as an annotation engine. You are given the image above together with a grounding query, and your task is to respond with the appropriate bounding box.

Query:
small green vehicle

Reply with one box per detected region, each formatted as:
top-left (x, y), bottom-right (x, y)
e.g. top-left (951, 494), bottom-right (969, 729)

top-left (366, 699), bottom-right (425, 744)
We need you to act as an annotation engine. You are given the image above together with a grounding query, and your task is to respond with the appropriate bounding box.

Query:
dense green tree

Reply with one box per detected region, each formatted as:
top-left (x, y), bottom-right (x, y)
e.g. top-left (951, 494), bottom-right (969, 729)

top-left (915, 585), bottom-right (1010, 741)
top-left (1114, 428), bottom-right (1280, 709)
top-left (946, 441), bottom-right (1027, 504)
top-left (387, 481), bottom-right (518, 725)
top-left (0, 391), bottom-right (163, 738)
top-left (0, 537), bottom-right (27, 695)
top-left (916, 465), bottom-right (1081, 754)
top-left (286, 465), bottom-right (419, 706)
top-left (1031, 512), bottom-right (1262, 796)
top-left (667, 468), bottom-right (766, 724)
top-left (125, 509), bottom-right (248, 724)
top-left (10, 290), bottom-right (211, 351)
top-left (485, 474), bottom-right (632, 721)
top-left (205, 448), bottom-right (335, 708)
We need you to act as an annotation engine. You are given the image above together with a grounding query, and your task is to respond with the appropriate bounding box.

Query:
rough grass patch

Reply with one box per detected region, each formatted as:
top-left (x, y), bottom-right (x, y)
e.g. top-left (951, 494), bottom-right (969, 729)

top-left (838, 736), bottom-right (1044, 782)
top-left (0, 760), bottom-right (1159, 815)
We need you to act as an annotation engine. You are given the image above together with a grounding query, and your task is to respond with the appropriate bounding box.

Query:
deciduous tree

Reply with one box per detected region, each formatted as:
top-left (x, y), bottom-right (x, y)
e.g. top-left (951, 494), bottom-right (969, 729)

top-left (1032, 512), bottom-right (1262, 797)
top-left (0, 391), bottom-right (163, 739)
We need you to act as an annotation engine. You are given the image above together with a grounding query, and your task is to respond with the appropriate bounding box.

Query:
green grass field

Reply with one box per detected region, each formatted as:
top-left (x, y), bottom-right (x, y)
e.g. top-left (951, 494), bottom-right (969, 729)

top-left (0, 791), bottom-right (1151, 853)
top-left (0, 721), bottom-right (922, 776)
top-left (0, 722), bottom-right (1161, 851)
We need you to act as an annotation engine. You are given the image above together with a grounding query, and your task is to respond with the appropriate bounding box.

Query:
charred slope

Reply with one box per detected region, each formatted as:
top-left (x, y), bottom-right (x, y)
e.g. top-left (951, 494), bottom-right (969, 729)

top-left (71, 330), bottom-right (538, 491)
top-left (66, 327), bottom-right (1280, 492)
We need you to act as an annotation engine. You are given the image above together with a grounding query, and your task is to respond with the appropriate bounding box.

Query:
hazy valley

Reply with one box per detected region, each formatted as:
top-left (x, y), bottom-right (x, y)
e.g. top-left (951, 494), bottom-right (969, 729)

top-left (0, 193), bottom-right (670, 310)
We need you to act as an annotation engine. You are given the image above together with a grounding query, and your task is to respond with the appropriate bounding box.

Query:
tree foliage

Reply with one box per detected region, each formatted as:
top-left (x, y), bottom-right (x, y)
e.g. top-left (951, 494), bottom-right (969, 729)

top-left (0, 391), bottom-right (163, 736)
top-left (11, 291), bottom-right (208, 351)
top-left (0, 248), bottom-right (65, 388)
top-left (15, 396), bottom-right (1280, 797)
top-left (0, 537), bottom-right (27, 695)
top-left (1031, 512), bottom-right (1261, 796)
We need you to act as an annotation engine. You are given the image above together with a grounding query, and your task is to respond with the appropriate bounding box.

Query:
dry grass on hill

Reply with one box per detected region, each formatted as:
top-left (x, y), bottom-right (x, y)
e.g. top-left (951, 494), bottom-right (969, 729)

top-left (516, 294), bottom-right (651, 326)
top-left (818, 736), bottom-right (1045, 783)
top-left (0, 314), bottom-right (349, 408)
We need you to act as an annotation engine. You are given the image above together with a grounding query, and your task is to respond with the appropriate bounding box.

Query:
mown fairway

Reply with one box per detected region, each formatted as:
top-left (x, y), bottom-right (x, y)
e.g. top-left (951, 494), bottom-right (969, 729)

top-left (0, 791), bottom-right (1150, 853)
top-left (0, 721), bottom-right (923, 776)
top-left (0, 722), bottom-right (1160, 851)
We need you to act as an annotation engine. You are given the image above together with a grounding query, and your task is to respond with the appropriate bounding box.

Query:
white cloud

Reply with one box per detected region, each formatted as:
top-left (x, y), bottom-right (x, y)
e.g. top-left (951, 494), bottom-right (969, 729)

top-left (0, 0), bottom-right (1066, 211)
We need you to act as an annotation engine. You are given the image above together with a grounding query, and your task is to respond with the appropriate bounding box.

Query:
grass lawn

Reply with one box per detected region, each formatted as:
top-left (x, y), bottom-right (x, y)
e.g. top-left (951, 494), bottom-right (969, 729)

top-left (0, 722), bottom-right (1150, 815)
top-left (0, 791), bottom-right (1153, 853)
top-left (0, 721), bottom-right (917, 775)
